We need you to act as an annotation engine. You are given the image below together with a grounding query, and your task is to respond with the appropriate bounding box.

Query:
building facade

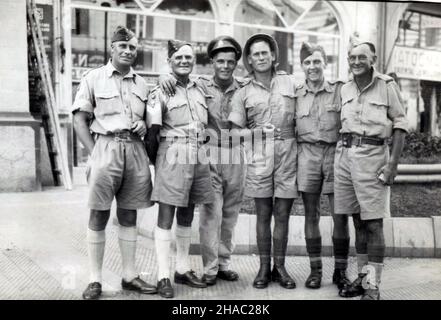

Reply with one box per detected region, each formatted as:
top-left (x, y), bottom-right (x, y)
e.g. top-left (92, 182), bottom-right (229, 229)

top-left (0, 0), bottom-right (440, 191)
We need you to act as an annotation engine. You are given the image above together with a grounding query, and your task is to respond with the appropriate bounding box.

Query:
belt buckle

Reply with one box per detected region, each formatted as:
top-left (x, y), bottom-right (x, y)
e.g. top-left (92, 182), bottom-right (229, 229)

top-left (342, 134), bottom-right (351, 148)
top-left (114, 131), bottom-right (130, 142)
top-left (353, 135), bottom-right (362, 147)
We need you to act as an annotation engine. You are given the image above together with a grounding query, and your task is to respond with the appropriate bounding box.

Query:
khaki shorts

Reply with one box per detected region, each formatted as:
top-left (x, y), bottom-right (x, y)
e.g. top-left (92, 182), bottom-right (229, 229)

top-left (86, 134), bottom-right (153, 210)
top-left (151, 140), bottom-right (214, 207)
top-left (334, 141), bottom-right (391, 220)
top-left (297, 142), bottom-right (336, 194)
top-left (245, 138), bottom-right (298, 199)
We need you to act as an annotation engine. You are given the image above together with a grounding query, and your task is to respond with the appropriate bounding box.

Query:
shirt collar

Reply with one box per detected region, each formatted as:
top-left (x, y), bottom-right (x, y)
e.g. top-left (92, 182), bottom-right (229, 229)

top-left (208, 76), bottom-right (241, 93)
top-left (105, 60), bottom-right (136, 82)
top-left (305, 79), bottom-right (332, 93)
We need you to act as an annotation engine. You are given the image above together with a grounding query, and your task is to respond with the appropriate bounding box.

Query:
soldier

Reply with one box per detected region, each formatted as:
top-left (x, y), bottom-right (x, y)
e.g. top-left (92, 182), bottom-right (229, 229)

top-left (228, 33), bottom-right (297, 289)
top-left (295, 43), bottom-right (351, 290)
top-left (145, 40), bottom-right (214, 298)
top-left (72, 26), bottom-right (157, 300)
top-left (335, 39), bottom-right (408, 300)
top-left (158, 36), bottom-right (246, 286)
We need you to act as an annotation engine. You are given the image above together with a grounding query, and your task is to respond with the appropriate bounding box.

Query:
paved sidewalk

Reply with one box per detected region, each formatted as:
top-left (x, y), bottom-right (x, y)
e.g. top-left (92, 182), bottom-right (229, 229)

top-left (0, 185), bottom-right (441, 300)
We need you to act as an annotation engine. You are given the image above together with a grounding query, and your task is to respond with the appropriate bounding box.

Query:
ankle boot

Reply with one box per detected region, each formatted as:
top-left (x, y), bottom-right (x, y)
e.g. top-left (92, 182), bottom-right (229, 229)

top-left (272, 260), bottom-right (296, 289)
top-left (305, 261), bottom-right (322, 289)
top-left (253, 258), bottom-right (271, 289)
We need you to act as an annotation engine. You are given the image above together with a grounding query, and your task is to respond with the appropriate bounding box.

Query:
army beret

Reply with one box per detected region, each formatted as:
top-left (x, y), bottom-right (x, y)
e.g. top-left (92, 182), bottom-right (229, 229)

top-left (168, 39), bottom-right (192, 58)
top-left (300, 42), bottom-right (327, 64)
top-left (111, 26), bottom-right (135, 43)
top-left (207, 36), bottom-right (242, 60)
top-left (243, 33), bottom-right (279, 72)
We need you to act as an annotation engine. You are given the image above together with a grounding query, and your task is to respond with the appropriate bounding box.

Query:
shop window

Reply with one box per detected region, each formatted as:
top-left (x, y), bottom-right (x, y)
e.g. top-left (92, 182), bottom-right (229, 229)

top-left (73, 8), bottom-right (89, 35)
top-left (398, 10), bottom-right (441, 50)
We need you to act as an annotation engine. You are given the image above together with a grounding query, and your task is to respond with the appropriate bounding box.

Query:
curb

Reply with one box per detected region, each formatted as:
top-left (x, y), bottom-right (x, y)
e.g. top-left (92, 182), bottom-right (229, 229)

top-left (132, 205), bottom-right (441, 258)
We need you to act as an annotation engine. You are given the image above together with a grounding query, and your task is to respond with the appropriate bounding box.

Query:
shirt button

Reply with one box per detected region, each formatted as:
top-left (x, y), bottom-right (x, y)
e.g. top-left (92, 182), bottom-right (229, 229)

top-left (276, 128), bottom-right (281, 132)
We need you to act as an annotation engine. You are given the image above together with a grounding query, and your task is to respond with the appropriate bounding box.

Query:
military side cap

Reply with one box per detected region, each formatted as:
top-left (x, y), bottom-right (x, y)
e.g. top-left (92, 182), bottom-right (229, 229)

top-left (348, 34), bottom-right (376, 54)
top-left (300, 42), bottom-right (327, 64)
top-left (207, 36), bottom-right (242, 60)
top-left (111, 26), bottom-right (135, 43)
top-left (243, 33), bottom-right (279, 72)
top-left (168, 39), bottom-right (192, 58)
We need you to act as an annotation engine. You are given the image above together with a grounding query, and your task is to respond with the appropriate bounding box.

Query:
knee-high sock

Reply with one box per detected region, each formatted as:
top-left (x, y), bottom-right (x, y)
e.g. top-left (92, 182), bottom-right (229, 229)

top-left (155, 226), bottom-right (172, 280)
top-left (333, 237), bottom-right (350, 270)
top-left (175, 225), bottom-right (192, 274)
top-left (306, 237), bottom-right (322, 272)
top-left (87, 228), bottom-right (106, 283)
top-left (118, 225), bottom-right (138, 282)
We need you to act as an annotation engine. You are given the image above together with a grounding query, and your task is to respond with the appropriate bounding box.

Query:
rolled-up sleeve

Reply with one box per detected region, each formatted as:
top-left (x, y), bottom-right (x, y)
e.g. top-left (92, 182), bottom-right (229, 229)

top-left (146, 89), bottom-right (163, 128)
top-left (227, 89), bottom-right (246, 128)
top-left (71, 75), bottom-right (94, 114)
top-left (387, 81), bottom-right (409, 133)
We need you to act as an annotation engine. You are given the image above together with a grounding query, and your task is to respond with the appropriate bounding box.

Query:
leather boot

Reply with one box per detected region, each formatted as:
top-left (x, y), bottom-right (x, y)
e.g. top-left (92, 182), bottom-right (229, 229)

top-left (253, 256), bottom-right (271, 289)
top-left (272, 258), bottom-right (296, 289)
top-left (272, 235), bottom-right (296, 289)
top-left (305, 261), bottom-right (322, 289)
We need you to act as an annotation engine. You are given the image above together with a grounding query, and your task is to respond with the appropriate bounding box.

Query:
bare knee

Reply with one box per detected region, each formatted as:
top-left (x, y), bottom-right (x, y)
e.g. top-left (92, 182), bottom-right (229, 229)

top-left (89, 210), bottom-right (111, 231)
top-left (116, 208), bottom-right (137, 227)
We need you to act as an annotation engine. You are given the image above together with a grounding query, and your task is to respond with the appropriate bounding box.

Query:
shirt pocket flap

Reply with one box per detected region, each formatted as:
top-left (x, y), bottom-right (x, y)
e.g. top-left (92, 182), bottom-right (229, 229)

top-left (370, 100), bottom-right (388, 108)
top-left (342, 96), bottom-right (355, 105)
top-left (196, 100), bottom-right (208, 110)
top-left (95, 91), bottom-right (119, 99)
top-left (325, 103), bottom-right (341, 112)
top-left (168, 101), bottom-right (187, 111)
top-left (132, 87), bottom-right (147, 102)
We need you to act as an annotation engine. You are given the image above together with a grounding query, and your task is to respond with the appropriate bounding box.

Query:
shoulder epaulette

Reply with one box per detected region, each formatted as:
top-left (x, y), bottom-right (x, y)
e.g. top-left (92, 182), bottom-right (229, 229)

top-left (296, 82), bottom-right (305, 90)
top-left (377, 73), bottom-right (394, 83)
top-left (236, 76), bottom-right (252, 87)
top-left (276, 70), bottom-right (288, 75)
top-left (328, 79), bottom-right (345, 85)
top-left (198, 75), bottom-right (211, 82)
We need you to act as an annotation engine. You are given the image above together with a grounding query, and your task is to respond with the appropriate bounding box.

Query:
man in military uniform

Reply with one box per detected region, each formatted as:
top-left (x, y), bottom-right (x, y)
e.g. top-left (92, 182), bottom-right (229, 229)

top-left (72, 26), bottom-right (157, 300)
top-left (228, 33), bottom-right (297, 289)
top-left (295, 43), bottom-right (351, 290)
top-left (335, 39), bottom-right (408, 300)
top-left (158, 36), bottom-right (246, 286)
top-left (145, 40), bottom-right (214, 298)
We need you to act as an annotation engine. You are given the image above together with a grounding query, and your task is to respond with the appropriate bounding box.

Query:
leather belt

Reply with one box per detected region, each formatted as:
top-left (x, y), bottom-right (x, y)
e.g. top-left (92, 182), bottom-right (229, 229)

top-left (299, 141), bottom-right (337, 146)
top-left (102, 131), bottom-right (139, 142)
top-left (340, 133), bottom-right (385, 148)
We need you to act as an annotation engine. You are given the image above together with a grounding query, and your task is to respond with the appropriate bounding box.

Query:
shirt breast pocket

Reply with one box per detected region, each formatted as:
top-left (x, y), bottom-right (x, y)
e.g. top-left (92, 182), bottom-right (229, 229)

top-left (132, 88), bottom-right (147, 120)
top-left (167, 101), bottom-right (190, 126)
top-left (280, 90), bottom-right (295, 123)
top-left (366, 100), bottom-right (388, 125)
top-left (94, 91), bottom-right (121, 117)
top-left (196, 100), bottom-right (209, 125)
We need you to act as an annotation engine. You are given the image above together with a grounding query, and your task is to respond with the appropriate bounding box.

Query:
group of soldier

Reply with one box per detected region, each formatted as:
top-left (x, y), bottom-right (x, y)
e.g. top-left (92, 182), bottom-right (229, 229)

top-left (72, 25), bottom-right (408, 301)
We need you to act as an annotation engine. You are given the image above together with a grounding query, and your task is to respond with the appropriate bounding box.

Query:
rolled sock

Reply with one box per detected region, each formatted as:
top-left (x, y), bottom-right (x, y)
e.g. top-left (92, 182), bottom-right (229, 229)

top-left (87, 228), bottom-right (106, 283)
top-left (155, 226), bottom-right (172, 280)
top-left (306, 237), bottom-right (322, 270)
top-left (118, 225), bottom-right (138, 282)
top-left (175, 225), bottom-right (192, 274)
top-left (333, 237), bottom-right (350, 270)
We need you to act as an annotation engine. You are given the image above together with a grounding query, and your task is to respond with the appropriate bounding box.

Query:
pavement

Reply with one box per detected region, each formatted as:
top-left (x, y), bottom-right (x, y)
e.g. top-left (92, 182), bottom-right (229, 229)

top-left (1, 183), bottom-right (441, 300)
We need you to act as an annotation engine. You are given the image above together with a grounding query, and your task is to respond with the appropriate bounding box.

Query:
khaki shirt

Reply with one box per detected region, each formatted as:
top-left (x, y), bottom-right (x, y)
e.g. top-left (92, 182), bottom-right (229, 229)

top-left (197, 75), bottom-right (245, 145)
top-left (146, 80), bottom-right (208, 138)
top-left (228, 71), bottom-right (296, 139)
top-left (340, 69), bottom-right (409, 138)
top-left (295, 79), bottom-right (343, 143)
top-left (71, 61), bottom-right (148, 135)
